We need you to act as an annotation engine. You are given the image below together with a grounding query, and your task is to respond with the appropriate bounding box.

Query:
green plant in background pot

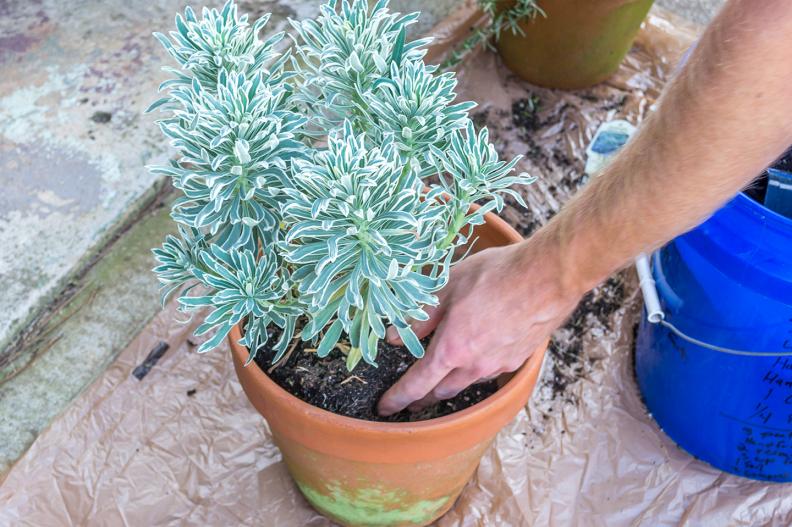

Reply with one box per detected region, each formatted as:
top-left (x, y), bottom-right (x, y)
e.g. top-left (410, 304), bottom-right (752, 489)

top-left (445, 0), bottom-right (655, 89)
top-left (442, 0), bottom-right (544, 69)
top-left (147, 2), bottom-right (546, 525)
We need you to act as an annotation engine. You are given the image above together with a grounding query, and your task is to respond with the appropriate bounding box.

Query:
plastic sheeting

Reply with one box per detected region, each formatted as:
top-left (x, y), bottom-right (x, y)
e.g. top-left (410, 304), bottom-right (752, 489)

top-left (4, 5), bottom-right (792, 526)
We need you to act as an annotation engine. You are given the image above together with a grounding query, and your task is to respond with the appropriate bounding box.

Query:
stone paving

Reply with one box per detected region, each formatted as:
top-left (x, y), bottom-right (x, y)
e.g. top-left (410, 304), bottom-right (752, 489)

top-left (658, 0), bottom-right (724, 25)
top-left (1, 0), bottom-right (178, 358)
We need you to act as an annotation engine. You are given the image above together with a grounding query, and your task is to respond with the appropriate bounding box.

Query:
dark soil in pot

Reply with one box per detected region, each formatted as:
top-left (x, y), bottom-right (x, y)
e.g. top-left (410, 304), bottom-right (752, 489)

top-left (252, 332), bottom-right (498, 423)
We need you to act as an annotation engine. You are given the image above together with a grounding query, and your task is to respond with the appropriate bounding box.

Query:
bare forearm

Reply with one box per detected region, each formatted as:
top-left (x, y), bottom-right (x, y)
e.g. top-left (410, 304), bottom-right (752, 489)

top-left (531, 0), bottom-right (792, 295)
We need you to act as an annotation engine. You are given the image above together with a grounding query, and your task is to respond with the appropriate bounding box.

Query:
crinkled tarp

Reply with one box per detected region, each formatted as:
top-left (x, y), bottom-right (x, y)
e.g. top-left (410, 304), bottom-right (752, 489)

top-left (3, 5), bottom-right (791, 526)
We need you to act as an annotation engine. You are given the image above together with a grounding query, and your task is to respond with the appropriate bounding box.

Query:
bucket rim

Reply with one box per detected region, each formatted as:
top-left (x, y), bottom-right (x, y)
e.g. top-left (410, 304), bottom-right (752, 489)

top-left (674, 189), bottom-right (792, 306)
top-left (737, 187), bottom-right (792, 229)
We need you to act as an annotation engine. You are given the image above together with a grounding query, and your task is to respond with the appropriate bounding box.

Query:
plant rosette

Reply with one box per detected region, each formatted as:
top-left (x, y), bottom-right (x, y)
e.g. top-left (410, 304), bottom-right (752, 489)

top-left (148, 1), bottom-right (545, 525)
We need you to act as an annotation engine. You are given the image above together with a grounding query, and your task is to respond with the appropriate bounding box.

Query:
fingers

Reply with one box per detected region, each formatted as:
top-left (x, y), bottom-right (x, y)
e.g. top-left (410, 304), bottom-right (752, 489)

top-left (433, 368), bottom-right (482, 399)
top-left (377, 344), bottom-right (453, 416)
top-left (407, 393), bottom-right (438, 413)
top-left (406, 367), bottom-right (483, 412)
top-left (386, 302), bottom-right (446, 345)
top-left (386, 281), bottom-right (452, 345)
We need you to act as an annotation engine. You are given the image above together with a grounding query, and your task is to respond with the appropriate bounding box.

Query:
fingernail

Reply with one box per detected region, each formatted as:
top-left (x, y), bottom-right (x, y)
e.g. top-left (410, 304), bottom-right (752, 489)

top-left (434, 389), bottom-right (457, 400)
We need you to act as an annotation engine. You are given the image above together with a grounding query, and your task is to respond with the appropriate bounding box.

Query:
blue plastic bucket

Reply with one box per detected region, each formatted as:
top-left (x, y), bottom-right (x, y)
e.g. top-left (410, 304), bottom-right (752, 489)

top-left (635, 192), bottom-right (792, 481)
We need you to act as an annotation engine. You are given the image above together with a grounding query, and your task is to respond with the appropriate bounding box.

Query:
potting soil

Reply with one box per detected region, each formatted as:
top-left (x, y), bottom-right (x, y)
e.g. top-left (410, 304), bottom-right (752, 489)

top-left (255, 330), bottom-right (498, 422)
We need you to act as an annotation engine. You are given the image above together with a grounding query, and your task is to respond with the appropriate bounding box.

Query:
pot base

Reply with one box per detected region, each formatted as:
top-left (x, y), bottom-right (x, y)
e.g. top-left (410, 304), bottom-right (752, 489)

top-left (277, 436), bottom-right (490, 527)
top-left (295, 477), bottom-right (455, 527)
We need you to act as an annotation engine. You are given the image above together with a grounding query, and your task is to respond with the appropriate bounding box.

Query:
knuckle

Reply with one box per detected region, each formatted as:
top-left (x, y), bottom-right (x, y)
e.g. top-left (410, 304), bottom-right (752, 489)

top-left (507, 357), bottom-right (526, 372)
top-left (438, 339), bottom-right (467, 368)
top-left (435, 343), bottom-right (462, 369)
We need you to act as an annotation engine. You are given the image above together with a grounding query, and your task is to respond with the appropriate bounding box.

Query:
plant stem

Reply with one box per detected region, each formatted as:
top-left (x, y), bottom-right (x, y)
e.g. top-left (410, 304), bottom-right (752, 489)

top-left (439, 207), bottom-right (466, 251)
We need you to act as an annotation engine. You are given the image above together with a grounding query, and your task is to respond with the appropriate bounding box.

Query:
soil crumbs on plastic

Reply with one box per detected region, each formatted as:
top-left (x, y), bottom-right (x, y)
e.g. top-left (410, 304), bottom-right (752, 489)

top-left (253, 334), bottom-right (498, 422)
top-left (547, 275), bottom-right (626, 404)
top-left (467, 86), bottom-right (636, 414)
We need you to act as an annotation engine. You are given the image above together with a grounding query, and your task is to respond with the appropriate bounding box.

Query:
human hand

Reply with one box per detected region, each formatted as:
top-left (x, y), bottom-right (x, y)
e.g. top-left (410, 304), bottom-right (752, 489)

top-left (377, 233), bottom-right (586, 416)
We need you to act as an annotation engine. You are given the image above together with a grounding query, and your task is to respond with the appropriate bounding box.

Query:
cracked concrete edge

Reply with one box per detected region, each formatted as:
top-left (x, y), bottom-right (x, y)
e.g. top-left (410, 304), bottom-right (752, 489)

top-left (0, 190), bottom-right (180, 475)
top-left (0, 179), bottom-right (172, 377)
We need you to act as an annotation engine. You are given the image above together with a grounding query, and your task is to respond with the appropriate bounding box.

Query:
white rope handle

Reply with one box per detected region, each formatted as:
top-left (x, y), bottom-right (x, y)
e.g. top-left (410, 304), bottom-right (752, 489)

top-left (635, 253), bottom-right (792, 357)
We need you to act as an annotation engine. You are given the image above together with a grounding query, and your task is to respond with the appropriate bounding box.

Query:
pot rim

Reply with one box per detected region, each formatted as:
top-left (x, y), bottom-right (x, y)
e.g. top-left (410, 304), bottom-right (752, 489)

top-left (230, 323), bottom-right (546, 434)
top-left (229, 207), bottom-right (547, 436)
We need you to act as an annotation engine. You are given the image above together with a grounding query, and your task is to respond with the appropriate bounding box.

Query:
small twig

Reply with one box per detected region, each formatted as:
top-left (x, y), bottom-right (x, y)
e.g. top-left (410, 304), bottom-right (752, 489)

top-left (268, 337), bottom-right (301, 374)
top-left (1, 284), bottom-right (99, 381)
top-left (0, 333), bottom-right (64, 384)
top-left (38, 285), bottom-right (98, 342)
top-left (340, 375), bottom-right (367, 386)
top-left (132, 341), bottom-right (171, 381)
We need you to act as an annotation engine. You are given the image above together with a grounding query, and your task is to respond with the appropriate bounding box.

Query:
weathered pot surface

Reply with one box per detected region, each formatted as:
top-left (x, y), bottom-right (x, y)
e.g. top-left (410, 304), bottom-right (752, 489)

top-left (496, 0), bottom-right (655, 89)
top-left (230, 210), bottom-right (547, 527)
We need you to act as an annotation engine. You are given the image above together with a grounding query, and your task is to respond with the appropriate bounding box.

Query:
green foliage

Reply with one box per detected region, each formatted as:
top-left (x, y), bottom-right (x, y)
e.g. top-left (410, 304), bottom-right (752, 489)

top-left (149, 2), bottom-right (288, 98)
top-left (441, 0), bottom-right (544, 70)
top-left (149, 0), bottom-right (533, 370)
top-left (367, 60), bottom-right (474, 175)
top-left (281, 122), bottom-right (449, 368)
top-left (153, 71), bottom-right (306, 251)
top-left (289, 0), bottom-right (429, 132)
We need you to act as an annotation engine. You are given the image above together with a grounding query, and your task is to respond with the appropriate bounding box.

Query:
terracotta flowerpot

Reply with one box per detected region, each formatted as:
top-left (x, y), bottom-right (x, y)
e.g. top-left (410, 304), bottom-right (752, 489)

top-left (230, 210), bottom-right (547, 527)
top-left (496, 0), bottom-right (655, 89)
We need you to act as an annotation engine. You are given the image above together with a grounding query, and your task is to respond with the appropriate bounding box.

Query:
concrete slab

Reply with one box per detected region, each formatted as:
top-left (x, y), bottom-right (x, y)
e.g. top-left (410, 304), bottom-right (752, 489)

top-left (0, 198), bottom-right (177, 474)
top-left (657, 0), bottom-right (725, 25)
top-left (0, 0), bottom-right (174, 360)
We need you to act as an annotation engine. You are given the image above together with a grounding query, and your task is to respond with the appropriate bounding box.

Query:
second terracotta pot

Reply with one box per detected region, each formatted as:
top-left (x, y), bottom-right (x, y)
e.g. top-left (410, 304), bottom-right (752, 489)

top-left (230, 210), bottom-right (547, 527)
top-left (496, 0), bottom-right (655, 89)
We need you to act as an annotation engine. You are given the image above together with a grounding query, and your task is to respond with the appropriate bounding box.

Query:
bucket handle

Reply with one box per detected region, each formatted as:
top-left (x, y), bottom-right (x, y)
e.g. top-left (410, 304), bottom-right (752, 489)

top-left (635, 253), bottom-right (792, 357)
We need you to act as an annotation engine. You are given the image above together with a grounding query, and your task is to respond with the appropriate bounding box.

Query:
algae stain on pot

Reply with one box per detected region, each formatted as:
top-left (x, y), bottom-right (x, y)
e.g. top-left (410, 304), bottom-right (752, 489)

top-left (296, 480), bottom-right (450, 526)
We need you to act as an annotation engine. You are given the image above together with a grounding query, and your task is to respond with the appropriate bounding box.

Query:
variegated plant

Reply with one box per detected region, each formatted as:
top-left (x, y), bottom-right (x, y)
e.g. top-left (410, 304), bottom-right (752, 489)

top-left (150, 0), bottom-right (533, 371)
